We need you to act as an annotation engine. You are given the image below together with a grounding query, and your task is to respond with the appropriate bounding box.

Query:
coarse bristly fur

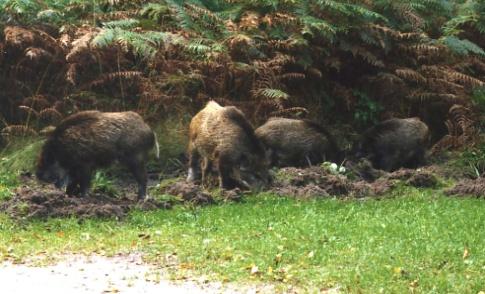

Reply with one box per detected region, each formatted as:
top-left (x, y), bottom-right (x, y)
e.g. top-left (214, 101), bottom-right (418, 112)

top-left (36, 110), bottom-right (157, 199)
top-left (355, 117), bottom-right (430, 171)
top-left (255, 117), bottom-right (341, 167)
top-left (187, 101), bottom-right (270, 190)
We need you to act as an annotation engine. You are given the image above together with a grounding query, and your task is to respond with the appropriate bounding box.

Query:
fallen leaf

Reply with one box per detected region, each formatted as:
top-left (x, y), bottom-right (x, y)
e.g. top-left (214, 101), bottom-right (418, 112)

top-left (138, 233), bottom-right (150, 240)
top-left (250, 264), bottom-right (259, 275)
top-left (274, 253), bottom-right (282, 264)
top-left (463, 247), bottom-right (470, 259)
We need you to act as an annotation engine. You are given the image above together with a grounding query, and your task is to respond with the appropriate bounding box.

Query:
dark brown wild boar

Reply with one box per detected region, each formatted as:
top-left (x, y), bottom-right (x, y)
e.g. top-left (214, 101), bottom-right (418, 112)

top-left (186, 101), bottom-right (271, 190)
top-left (255, 117), bottom-right (341, 167)
top-left (355, 117), bottom-right (430, 172)
top-left (36, 111), bottom-right (159, 199)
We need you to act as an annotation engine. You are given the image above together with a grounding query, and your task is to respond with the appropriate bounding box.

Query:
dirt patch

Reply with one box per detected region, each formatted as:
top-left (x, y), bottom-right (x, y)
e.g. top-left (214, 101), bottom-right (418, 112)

top-left (271, 167), bottom-right (366, 198)
top-left (0, 185), bottom-right (171, 219)
top-left (0, 174), bottom-right (172, 219)
top-left (270, 166), bottom-right (439, 199)
top-left (162, 181), bottom-right (215, 205)
top-left (384, 169), bottom-right (439, 188)
top-left (445, 177), bottom-right (485, 198)
top-left (161, 181), bottom-right (245, 204)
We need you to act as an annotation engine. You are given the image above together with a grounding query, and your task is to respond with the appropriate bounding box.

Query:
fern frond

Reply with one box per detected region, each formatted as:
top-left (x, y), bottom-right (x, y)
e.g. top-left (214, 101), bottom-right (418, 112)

top-left (18, 106), bottom-right (39, 117)
top-left (2, 125), bottom-right (38, 136)
top-left (90, 71), bottom-right (142, 87)
top-left (254, 88), bottom-right (290, 100)
top-left (279, 73), bottom-right (306, 81)
top-left (395, 68), bottom-right (426, 84)
top-left (39, 108), bottom-right (63, 122)
top-left (102, 19), bottom-right (139, 29)
top-left (441, 36), bottom-right (485, 57)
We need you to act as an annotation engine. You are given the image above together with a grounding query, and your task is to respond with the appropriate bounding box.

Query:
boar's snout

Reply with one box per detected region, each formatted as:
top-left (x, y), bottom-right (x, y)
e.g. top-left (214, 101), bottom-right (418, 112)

top-left (240, 160), bottom-right (272, 190)
top-left (36, 161), bottom-right (68, 188)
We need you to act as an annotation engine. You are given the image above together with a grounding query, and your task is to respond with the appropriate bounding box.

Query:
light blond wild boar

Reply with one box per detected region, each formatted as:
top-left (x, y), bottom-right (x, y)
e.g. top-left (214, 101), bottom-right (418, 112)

top-left (36, 111), bottom-right (159, 199)
top-left (187, 101), bottom-right (271, 189)
top-left (255, 117), bottom-right (341, 167)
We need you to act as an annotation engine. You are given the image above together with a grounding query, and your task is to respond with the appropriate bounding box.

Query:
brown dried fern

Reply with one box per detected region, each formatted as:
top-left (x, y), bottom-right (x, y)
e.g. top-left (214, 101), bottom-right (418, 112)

top-left (2, 125), bottom-right (38, 136)
top-left (431, 105), bottom-right (479, 154)
top-left (39, 108), bottom-right (63, 123)
top-left (18, 106), bottom-right (39, 117)
top-left (395, 68), bottom-right (426, 84)
top-left (268, 107), bottom-right (309, 118)
top-left (89, 71), bottom-right (142, 87)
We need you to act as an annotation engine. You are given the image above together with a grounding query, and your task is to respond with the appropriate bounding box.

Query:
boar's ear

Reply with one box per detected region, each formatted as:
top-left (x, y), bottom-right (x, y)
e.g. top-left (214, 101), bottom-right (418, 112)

top-left (40, 125), bottom-right (56, 137)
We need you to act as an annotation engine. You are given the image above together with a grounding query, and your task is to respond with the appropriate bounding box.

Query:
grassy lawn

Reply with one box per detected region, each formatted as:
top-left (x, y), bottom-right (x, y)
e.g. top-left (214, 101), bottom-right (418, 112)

top-left (1, 187), bottom-right (484, 293)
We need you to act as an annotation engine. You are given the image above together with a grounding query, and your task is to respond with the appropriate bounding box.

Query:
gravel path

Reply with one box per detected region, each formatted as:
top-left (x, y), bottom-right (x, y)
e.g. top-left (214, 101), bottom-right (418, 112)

top-left (0, 254), bottom-right (265, 294)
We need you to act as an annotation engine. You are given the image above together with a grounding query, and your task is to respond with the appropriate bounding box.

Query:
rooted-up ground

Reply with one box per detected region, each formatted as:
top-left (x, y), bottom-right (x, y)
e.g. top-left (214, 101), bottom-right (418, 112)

top-left (0, 174), bottom-right (172, 219)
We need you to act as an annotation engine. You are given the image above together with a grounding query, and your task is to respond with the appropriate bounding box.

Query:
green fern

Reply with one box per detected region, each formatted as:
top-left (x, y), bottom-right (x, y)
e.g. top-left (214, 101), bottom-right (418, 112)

top-left (256, 88), bottom-right (290, 100)
top-left (102, 19), bottom-right (139, 29)
top-left (92, 28), bottom-right (179, 58)
top-left (441, 36), bottom-right (485, 57)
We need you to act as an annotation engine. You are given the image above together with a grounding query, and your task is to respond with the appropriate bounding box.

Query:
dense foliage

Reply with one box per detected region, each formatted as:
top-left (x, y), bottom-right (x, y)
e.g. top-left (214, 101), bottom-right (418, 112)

top-left (0, 0), bottom-right (484, 144)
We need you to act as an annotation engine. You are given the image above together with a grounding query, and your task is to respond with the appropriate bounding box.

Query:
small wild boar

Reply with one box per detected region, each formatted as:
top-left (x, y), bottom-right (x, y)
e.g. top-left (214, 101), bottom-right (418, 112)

top-left (255, 117), bottom-right (340, 167)
top-left (36, 111), bottom-right (159, 199)
top-left (355, 117), bottom-right (430, 172)
top-left (187, 101), bottom-right (271, 190)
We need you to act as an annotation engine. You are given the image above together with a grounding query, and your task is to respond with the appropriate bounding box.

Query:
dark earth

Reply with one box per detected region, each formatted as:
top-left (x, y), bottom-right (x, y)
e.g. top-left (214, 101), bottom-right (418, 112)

top-left (1, 163), bottom-right (484, 220)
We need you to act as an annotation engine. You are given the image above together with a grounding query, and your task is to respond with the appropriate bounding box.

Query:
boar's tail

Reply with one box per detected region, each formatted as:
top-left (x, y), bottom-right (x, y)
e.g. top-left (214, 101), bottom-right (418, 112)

top-left (153, 132), bottom-right (160, 159)
top-left (302, 119), bottom-right (341, 160)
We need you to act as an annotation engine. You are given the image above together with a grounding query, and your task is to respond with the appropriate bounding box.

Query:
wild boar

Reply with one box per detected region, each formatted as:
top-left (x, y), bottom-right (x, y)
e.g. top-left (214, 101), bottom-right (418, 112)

top-left (355, 117), bottom-right (430, 171)
top-left (36, 110), bottom-right (159, 199)
top-left (186, 101), bottom-right (270, 190)
top-left (255, 117), bottom-right (341, 167)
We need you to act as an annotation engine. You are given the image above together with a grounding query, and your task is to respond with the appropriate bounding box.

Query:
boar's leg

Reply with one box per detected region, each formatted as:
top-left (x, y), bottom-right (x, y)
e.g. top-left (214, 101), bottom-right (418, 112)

top-left (78, 168), bottom-right (93, 197)
top-left (65, 169), bottom-right (81, 196)
top-left (305, 155), bottom-right (313, 167)
top-left (406, 147), bottom-right (426, 168)
top-left (201, 157), bottom-right (212, 187)
top-left (66, 178), bottom-right (80, 196)
top-left (125, 158), bottom-right (148, 200)
top-left (377, 152), bottom-right (399, 172)
top-left (187, 146), bottom-right (201, 182)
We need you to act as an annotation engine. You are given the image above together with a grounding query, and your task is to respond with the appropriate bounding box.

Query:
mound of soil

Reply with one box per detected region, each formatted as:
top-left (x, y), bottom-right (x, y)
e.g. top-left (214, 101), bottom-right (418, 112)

top-left (385, 169), bottom-right (439, 188)
top-left (162, 182), bottom-right (215, 205)
top-left (270, 166), bottom-right (439, 199)
top-left (162, 181), bottom-right (246, 203)
top-left (273, 167), bottom-right (352, 197)
top-left (445, 177), bottom-right (485, 198)
top-left (0, 185), bottom-right (171, 219)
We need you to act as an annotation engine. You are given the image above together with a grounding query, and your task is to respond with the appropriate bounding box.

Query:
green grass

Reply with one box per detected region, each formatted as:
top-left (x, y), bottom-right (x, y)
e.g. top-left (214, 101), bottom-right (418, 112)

top-left (0, 138), bottom-right (43, 173)
top-left (1, 188), bottom-right (484, 293)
